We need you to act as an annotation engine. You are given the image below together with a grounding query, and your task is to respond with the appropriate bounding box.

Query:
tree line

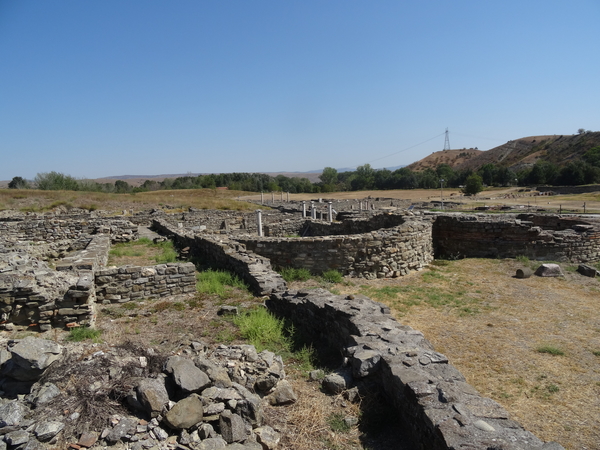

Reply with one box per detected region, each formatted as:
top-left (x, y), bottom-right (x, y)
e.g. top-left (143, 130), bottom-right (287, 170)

top-left (8, 146), bottom-right (600, 195)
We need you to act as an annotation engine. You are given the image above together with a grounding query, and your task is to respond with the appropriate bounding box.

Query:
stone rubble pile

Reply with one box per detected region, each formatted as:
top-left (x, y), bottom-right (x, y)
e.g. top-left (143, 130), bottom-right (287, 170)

top-left (0, 337), bottom-right (295, 450)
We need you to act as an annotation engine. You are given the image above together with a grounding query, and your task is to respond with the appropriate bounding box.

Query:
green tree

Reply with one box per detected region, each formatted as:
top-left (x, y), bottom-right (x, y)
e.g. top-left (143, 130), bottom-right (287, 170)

top-left (351, 164), bottom-right (375, 190)
top-left (114, 180), bottom-right (131, 193)
top-left (34, 172), bottom-right (79, 190)
top-left (319, 167), bottom-right (338, 186)
top-left (8, 176), bottom-right (29, 189)
top-left (463, 174), bottom-right (483, 195)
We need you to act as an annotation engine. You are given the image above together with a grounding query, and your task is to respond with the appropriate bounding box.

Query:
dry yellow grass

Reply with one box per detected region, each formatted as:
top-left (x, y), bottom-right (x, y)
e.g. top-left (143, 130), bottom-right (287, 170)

top-left (310, 258), bottom-right (600, 450)
top-left (0, 188), bottom-right (257, 213)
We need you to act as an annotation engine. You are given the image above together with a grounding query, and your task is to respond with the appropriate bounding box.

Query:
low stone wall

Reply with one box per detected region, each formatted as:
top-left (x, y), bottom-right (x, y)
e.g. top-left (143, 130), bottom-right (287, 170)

top-left (267, 289), bottom-right (563, 450)
top-left (0, 217), bottom-right (138, 243)
top-left (537, 184), bottom-right (600, 195)
top-left (95, 262), bottom-right (197, 303)
top-left (237, 218), bottom-right (433, 278)
top-left (55, 235), bottom-right (111, 272)
top-left (0, 259), bottom-right (95, 331)
top-left (152, 219), bottom-right (286, 296)
top-left (433, 214), bottom-right (600, 262)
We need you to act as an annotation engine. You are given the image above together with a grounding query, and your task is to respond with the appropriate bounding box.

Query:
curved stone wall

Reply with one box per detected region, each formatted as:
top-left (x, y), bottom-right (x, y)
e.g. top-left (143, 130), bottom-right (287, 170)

top-left (237, 218), bottom-right (433, 278)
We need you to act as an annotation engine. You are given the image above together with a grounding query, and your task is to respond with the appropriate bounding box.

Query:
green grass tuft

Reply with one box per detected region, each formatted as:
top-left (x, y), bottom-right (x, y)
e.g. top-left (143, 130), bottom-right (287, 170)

top-left (234, 307), bottom-right (290, 353)
top-left (536, 345), bottom-right (565, 356)
top-left (66, 327), bottom-right (102, 342)
top-left (196, 269), bottom-right (249, 297)
top-left (278, 267), bottom-right (312, 282)
top-left (321, 269), bottom-right (343, 283)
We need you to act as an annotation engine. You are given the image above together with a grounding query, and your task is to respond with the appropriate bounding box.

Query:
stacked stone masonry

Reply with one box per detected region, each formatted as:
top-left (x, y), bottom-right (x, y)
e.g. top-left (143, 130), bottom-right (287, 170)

top-left (95, 262), bottom-right (197, 303)
top-left (152, 219), bottom-right (286, 296)
top-left (267, 289), bottom-right (563, 450)
top-left (238, 217), bottom-right (433, 278)
top-left (434, 213), bottom-right (600, 262)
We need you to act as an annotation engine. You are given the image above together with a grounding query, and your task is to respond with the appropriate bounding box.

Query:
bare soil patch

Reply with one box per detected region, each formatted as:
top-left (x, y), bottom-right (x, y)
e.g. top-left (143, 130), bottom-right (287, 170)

top-left (291, 258), bottom-right (600, 449)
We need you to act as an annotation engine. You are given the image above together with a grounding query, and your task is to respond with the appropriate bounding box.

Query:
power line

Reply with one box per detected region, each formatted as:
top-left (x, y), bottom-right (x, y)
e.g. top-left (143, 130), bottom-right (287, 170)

top-left (358, 132), bottom-right (445, 168)
top-left (451, 132), bottom-right (505, 142)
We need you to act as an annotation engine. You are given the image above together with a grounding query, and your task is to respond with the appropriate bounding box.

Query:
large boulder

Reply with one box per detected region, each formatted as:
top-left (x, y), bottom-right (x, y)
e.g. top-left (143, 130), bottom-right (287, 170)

top-left (2, 337), bottom-right (63, 382)
top-left (165, 356), bottom-right (211, 396)
top-left (163, 394), bottom-right (204, 430)
top-left (135, 377), bottom-right (169, 418)
top-left (535, 264), bottom-right (564, 277)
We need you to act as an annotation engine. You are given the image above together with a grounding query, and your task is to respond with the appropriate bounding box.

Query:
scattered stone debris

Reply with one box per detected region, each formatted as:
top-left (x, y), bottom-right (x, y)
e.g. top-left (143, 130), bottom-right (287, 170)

top-left (577, 264), bottom-right (599, 278)
top-left (0, 337), bottom-right (296, 450)
top-left (516, 267), bottom-right (533, 278)
top-left (535, 263), bottom-right (564, 277)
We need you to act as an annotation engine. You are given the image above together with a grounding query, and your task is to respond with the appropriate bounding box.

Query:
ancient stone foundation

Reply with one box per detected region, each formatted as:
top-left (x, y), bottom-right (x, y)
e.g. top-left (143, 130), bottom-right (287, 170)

top-left (267, 289), bottom-right (563, 450)
top-left (434, 213), bottom-right (600, 262)
top-left (95, 262), bottom-right (197, 303)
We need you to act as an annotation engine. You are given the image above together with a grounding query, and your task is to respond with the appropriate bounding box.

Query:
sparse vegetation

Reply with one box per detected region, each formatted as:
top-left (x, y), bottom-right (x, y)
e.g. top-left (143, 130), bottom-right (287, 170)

top-left (320, 269), bottom-right (343, 283)
top-left (536, 345), bottom-right (565, 356)
top-left (66, 327), bottom-right (102, 342)
top-left (196, 269), bottom-right (249, 298)
top-left (278, 267), bottom-right (312, 282)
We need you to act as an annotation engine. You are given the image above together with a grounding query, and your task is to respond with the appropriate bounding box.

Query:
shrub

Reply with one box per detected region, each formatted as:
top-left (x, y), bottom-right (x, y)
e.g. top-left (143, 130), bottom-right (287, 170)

top-left (321, 269), bottom-right (343, 283)
top-left (66, 327), bottom-right (102, 342)
top-left (234, 307), bottom-right (290, 353)
top-left (278, 267), bottom-right (312, 282)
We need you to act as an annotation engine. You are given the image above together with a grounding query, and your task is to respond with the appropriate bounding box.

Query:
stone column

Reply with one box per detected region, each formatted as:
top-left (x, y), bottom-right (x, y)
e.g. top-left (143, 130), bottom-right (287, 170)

top-left (261, 192), bottom-right (264, 204)
top-left (256, 210), bottom-right (263, 237)
top-left (328, 202), bottom-right (333, 223)
top-left (311, 202), bottom-right (316, 219)
top-left (302, 201), bottom-right (306, 218)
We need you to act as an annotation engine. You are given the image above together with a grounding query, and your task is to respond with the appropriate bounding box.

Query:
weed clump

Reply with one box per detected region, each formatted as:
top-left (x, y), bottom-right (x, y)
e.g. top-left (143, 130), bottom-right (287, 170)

top-left (196, 269), bottom-right (249, 298)
top-left (536, 345), bottom-right (565, 356)
top-left (66, 327), bottom-right (102, 343)
top-left (320, 269), bottom-right (343, 283)
top-left (278, 267), bottom-right (312, 282)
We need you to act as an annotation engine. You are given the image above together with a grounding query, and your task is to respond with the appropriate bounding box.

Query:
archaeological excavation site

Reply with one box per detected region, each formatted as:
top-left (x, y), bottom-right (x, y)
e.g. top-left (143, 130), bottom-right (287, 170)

top-left (2, 196), bottom-right (600, 450)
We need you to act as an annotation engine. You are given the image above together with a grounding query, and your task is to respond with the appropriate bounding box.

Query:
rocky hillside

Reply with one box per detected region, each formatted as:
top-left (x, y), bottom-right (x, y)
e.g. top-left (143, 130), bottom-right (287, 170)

top-left (408, 132), bottom-right (600, 172)
top-left (407, 148), bottom-right (482, 171)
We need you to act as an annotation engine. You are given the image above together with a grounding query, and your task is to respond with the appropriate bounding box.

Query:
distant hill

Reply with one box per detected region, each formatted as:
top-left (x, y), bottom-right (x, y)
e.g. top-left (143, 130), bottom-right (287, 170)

top-left (407, 132), bottom-right (600, 173)
top-left (407, 148), bottom-right (483, 171)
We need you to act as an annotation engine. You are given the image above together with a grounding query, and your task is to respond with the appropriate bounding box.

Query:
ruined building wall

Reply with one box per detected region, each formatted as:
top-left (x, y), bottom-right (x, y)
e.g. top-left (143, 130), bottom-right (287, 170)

top-left (152, 219), bottom-right (286, 295)
top-left (237, 218), bottom-right (433, 278)
top-left (0, 218), bottom-right (138, 243)
top-left (267, 289), bottom-right (561, 450)
top-left (433, 214), bottom-right (600, 262)
top-left (95, 262), bottom-right (197, 303)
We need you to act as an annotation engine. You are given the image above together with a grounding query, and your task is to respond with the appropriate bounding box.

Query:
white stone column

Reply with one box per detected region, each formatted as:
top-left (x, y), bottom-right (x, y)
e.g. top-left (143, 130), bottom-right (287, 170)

top-left (256, 210), bottom-right (263, 237)
top-left (328, 202), bottom-right (333, 222)
top-left (302, 201), bottom-right (306, 218)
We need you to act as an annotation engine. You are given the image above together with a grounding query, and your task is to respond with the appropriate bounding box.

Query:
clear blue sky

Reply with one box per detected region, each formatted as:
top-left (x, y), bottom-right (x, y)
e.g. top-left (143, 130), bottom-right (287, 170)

top-left (1, 0), bottom-right (598, 181)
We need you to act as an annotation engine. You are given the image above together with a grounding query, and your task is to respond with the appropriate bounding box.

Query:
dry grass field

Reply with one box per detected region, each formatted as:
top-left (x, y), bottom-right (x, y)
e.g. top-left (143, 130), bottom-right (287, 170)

top-left (291, 258), bottom-right (600, 449)
top-left (0, 188), bottom-right (255, 213)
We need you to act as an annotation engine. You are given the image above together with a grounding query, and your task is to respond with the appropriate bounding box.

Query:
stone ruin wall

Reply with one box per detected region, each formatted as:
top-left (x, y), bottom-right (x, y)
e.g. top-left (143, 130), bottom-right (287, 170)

top-left (95, 262), bottom-right (197, 303)
top-left (0, 208), bottom-right (580, 449)
top-left (237, 218), bottom-right (433, 278)
top-left (434, 213), bottom-right (600, 262)
top-left (151, 219), bottom-right (286, 296)
top-left (267, 289), bottom-right (562, 450)
top-left (0, 215), bottom-right (196, 332)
